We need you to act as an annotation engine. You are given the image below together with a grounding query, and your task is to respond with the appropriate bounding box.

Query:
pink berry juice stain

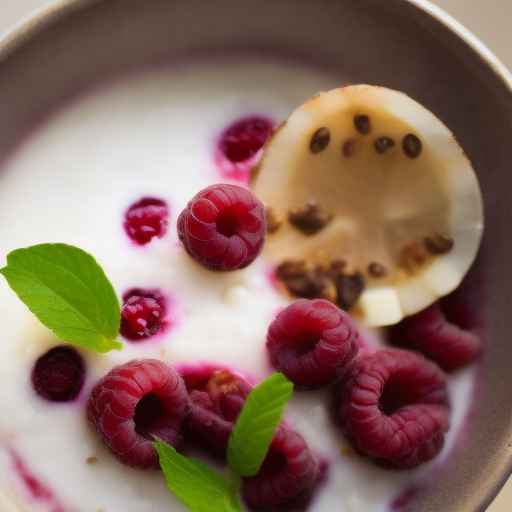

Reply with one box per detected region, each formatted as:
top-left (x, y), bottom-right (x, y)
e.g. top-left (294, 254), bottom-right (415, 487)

top-left (214, 115), bottom-right (275, 183)
top-left (9, 449), bottom-right (66, 512)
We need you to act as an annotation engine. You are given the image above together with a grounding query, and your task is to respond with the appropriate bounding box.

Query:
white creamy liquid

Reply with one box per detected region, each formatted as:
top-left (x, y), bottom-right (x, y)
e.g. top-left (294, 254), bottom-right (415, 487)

top-left (0, 58), bottom-right (475, 512)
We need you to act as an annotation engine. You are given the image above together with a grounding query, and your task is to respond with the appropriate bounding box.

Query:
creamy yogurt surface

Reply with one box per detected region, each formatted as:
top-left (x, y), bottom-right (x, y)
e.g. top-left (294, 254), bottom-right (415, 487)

top-left (0, 58), bottom-right (475, 512)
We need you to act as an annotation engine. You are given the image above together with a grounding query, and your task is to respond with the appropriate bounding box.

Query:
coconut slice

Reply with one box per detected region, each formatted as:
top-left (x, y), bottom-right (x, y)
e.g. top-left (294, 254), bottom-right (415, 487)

top-left (252, 85), bottom-right (484, 327)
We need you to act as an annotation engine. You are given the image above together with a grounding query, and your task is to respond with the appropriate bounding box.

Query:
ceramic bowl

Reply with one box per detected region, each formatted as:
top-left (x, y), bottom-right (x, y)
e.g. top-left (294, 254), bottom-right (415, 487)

top-left (0, 1), bottom-right (511, 510)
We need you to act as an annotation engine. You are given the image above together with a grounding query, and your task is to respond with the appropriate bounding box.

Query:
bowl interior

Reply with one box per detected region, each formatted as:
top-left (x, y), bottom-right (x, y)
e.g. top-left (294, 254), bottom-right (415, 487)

top-left (0, 0), bottom-right (511, 510)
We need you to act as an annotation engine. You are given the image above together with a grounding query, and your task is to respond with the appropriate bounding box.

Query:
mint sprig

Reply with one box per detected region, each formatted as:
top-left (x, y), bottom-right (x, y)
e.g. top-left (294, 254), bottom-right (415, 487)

top-left (228, 372), bottom-right (294, 476)
top-left (155, 441), bottom-right (241, 512)
top-left (156, 373), bottom-right (294, 511)
top-left (0, 244), bottom-right (121, 353)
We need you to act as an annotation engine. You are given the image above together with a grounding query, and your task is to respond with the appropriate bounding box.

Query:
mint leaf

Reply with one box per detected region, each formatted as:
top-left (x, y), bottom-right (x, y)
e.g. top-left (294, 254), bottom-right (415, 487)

top-left (227, 373), bottom-right (294, 477)
top-left (154, 440), bottom-right (241, 512)
top-left (0, 244), bottom-right (121, 353)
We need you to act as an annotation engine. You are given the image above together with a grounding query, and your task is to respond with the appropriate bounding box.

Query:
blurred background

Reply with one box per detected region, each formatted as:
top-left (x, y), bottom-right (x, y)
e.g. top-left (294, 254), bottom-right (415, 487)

top-left (1, 1), bottom-right (510, 510)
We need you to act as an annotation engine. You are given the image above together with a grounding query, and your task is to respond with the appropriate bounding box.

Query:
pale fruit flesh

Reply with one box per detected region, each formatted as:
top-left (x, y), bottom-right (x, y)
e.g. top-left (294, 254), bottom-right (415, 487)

top-left (252, 85), bottom-right (484, 326)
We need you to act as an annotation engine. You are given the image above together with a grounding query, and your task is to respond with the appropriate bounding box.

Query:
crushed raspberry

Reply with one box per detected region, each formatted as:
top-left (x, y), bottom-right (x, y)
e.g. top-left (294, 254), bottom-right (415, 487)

top-left (124, 197), bottom-right (169, 245)
top-left (215, 116), bottom-right (275, 182)
top-left (87, 359), bottom-right (189, 469)
top-left (31, 346), bottom-right (85, 402)
top-left (333, 348), bottom-right (450, 469)
top-left (120, 288), bottom-right (168, 341)
top-left (242, 426), bottom-right (319, 510)
top-left (181, 366), bottom-right (251, 458)
top-left (389, 299), bottom-right (481, 372)
top-left (267, 299), bottom-right (359, 388)
top-left (177, 184), bottom-right (266, 271)
top-left (220, 116), bottom-right (274, 163)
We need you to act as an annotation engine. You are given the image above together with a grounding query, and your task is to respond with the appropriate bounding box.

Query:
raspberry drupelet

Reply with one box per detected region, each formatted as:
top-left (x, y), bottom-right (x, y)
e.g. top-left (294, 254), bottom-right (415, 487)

top-left (333, 348), bottom-right (450, 469)
top-left (177, 184), bottom-right (266, 271)
top-left (267, 299), bottom-right (359, 389)
top-left (87, 359), bottom-right (189, 469)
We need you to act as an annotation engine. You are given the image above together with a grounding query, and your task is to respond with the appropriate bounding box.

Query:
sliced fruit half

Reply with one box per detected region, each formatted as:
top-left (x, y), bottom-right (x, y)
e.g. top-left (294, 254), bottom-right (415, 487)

top-left (252, 85), bottom-right (484, 327)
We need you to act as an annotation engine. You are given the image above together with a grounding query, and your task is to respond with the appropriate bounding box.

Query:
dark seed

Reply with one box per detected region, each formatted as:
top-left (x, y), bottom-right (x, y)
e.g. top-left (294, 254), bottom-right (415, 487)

top-left (368, 262), bottom-right (388, 278)
top-left (288, 201), bottom-right (333, 235)
top-left (86, 456), bottom-right (98, 465)
top-left (354, 115), bottom-right (371, 135)
top-left (276, 260), bottom-right (337, 302)
top-left (400, 241), bottom-right (428, 272)
top-left (374, 137), bottom-right (396, 154)
top-left (276, 260), bottom-right (309, 280)
top-left (402, 134), bottom-right (422, 159)
top-left (330, 259), bottom-right (348, 274)
top-left (424, 234), bottom-right (454, 255)
top-left (334, 273), bottom-right (365, 310)
top-left (310, 127), bottom-right (331, 154)
top-left (342, 139), bottom-right (356, 158)
top-left (266, 207), bottom-right (283, 234)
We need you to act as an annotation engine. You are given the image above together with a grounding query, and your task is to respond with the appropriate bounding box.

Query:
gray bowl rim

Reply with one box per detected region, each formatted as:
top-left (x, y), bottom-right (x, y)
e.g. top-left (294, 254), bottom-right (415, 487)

top-left (0, 0), bottom-right (511, 510)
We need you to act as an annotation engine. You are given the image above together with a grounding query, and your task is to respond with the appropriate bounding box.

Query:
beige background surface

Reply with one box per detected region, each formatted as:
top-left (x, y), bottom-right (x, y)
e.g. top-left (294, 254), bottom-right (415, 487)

top-left (0, 0), bottom-right (510, 510)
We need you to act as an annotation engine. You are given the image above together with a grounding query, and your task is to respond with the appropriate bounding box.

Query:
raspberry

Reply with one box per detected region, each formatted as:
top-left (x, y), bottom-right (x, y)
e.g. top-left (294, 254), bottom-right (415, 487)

top-left (333, 349), bottom-right (450, 469)
top-left (177, 184), bottom-right (266, 271)
top-left (219, 116), bottom-right (274, 164)
top-left (181, 366), bottom-right (251, 458)
top-left (124, 197), bottom-right (169, 246)
top-left (120, 288), bottom-right (167, 341)
top-left (267, 299), bottom-right (359, 388)
top-left (242, 426), bottom-right (319, 510)
top-left (87, 359), bottom-right (189, 469)
top-left (31, 346), bottom-right (85, 402)
top-left (389, 300), bottom-right (481, 372)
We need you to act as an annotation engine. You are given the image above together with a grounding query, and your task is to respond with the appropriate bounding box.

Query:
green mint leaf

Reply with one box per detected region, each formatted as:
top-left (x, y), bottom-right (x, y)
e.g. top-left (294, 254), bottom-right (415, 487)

top-left (227, 372), bottom-right (294, 477)
top-left (0, 244), bottom-right (121, 353)
top-left (154, 440), bottom-right (241, 512)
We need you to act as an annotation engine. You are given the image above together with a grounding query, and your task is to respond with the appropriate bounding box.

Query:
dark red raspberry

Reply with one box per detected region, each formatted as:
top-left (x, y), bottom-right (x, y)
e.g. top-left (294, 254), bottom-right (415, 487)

top-left (31, 346), bottom-right (85, 402)
top-left (124, 197), bottom-right (169, 246)
top-left (177, 184), bottom-right (266, 271)
top-left (120, 288), bottom-right (167, 341)
top-left (389, 300), bottom-right (481, 372)
top-left (242, 426), bottom-right (319, 510)
top-left (333, 348), bottom-right (450, 469)
top-left (181, 366), bottom-right (251, 458)
top-left (219, 116), bottom-right (274, 164)
top-left (87, 359), bottom-right (189, 469)
top-left (267, 299), bottom-right (359, 389)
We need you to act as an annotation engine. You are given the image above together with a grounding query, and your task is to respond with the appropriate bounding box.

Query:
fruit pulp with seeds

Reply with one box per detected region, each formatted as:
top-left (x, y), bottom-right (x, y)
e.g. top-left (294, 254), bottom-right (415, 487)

top-left (0, 58), bottom-right (477, 512)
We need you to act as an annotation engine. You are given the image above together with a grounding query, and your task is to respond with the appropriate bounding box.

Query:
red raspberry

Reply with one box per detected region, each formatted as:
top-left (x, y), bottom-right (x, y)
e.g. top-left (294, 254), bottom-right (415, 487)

top-left (219, 116), bottom-right (274, 164)
top-left (123, 197), bottom-right (169, 246)
top-left (177, 184), bottom-right (266, 271)
top-left (389, 300), bottom-right (481, 372)
top-left (181, 366), bottom-right (251, 458)
top-left (120, 288), bottom-right (167, 341)
top-left (333, 349), bottom-right (450, 469)
top-left (242, 426), bottom-right (319, 510)
top-left (87, 359), bottom-right (189, 469)
top-left (32, 346), bottom-right (85, 402)
top-left (267, 299), bottom-right (359, 389)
